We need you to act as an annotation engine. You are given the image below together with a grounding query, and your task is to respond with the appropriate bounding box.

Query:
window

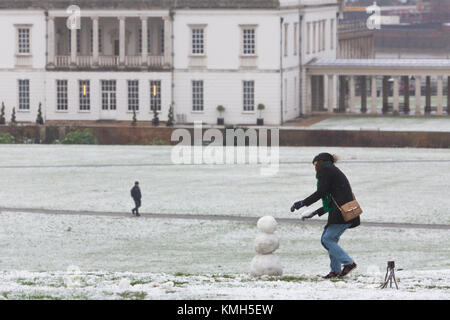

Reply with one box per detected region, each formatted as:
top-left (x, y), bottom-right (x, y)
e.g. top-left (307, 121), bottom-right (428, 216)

top-left (56, 80), bottom-right (68, 111)
top-left (17, 28), bottom-right (30, 54)
top-left (294, 22), bottom-right (298, 56)
top-left (318, 21), bottom-right (322, 52)
top-left (18, 79), bottom-right (30, 110)
top-left (150, 80), bottom-right (161, 111)
top-left (284, 78), bottom-right (288, 112)
top-left (128, 80), bottom-right (139, 111)
top-left (294, 77), bottom-right (298, 108)
top-left (330, 18), bottom-right (335, 50)
top-left (192, 28), bottom-right (204, 55)
top-left (90, 27), bottom-right (102, 53)
top-left (312, 21), bottom-right (316, 53)
top-left (160, 25), bottom-right (165, 55)
top-left (322, 20), bottom-right (326, 51)
top-left (243, 81), bottom-right (255, 111)
top-left (192, 80), bottom-right (204, 111)
top-left (242, 28), bottom-right (256, 55)
top-left (138, 28), bottom-right (151, 54)
top-left (101, 80), bottom-right (116, 111)
top-left (79, 80), bottom-right (90, 111)
top-left (284, 23), bottom-right (289, 57)
top-left (306, 22), bottom-right (311, 54)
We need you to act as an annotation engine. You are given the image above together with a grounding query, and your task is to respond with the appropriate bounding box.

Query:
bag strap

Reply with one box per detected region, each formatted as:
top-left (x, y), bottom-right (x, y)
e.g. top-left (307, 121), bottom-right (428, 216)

top-left (331, 195), bottom-right (342, 212)
top-left (331, 183), bottom-right (356, 211)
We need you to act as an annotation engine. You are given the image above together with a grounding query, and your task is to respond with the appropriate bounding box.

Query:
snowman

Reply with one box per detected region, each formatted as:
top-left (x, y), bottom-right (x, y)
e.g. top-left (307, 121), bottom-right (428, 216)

top-left (250, 216), bottom-right (283, 277)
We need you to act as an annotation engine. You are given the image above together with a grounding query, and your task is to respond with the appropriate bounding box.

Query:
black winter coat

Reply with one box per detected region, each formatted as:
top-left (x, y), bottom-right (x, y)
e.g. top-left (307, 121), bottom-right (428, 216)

top-left (131, 186), bottom-right (141, 200)
top-left (303, 163), bottom-right (360, 229)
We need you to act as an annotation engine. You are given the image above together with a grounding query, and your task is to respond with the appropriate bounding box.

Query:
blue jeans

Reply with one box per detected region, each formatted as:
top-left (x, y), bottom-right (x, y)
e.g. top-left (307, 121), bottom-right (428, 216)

top-left (321, 224), bottom-right (354, 273)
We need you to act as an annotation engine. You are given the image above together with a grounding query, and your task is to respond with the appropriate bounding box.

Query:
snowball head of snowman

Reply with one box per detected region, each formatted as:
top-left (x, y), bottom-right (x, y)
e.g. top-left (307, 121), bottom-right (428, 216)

top-left (257, 216), bottom-right (277, 234)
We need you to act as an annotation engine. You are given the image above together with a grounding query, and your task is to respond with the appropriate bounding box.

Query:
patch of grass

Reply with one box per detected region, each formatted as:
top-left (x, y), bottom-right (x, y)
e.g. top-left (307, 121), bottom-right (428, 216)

top-left (173, 281), bottom-right (188, 287)
top-left (117, 291), bottom-right (147, 300)
top-left (174, 272), bottom-right (193, 277)
top-left (1, 292), bottom-right (9, 299)
top-left (18, 294), bottom-right (62, 300)
top-left (425, 285), bottom-right (450, 290)
top-left (148, 139), bottom-right (168, 145)
top-left (277, 275), bottom-right (310, 282)
top-left (212, 274), bottom-right (234, 280)
top-left (17, 279), bottom-right (37, 286)
top-left (130, 279), bottom-right (153, 286)
top-left (259, 275), bottom-right (310, 282)
top-left (165, 290), bottom-right (176, 294)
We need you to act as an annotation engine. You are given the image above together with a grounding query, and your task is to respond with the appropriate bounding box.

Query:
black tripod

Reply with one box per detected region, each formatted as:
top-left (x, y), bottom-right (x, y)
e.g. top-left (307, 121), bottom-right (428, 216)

top-left (380, 261), bottom-right (398, 289)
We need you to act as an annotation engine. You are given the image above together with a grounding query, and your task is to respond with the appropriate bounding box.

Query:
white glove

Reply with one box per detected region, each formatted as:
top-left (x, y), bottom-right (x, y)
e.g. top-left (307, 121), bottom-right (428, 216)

top-left (301, 210), bottom-right (317, 221)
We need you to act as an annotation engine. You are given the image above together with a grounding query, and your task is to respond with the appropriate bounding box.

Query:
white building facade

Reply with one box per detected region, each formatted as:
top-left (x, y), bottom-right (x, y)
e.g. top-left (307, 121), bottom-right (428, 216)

top-left (0, 0), bottom-right (339, 126)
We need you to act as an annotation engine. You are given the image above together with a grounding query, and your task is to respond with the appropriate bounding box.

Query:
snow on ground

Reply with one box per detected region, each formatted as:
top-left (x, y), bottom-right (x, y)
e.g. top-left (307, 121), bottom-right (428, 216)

top-left (307, 116), bottom-right (450, 132)
top-left (0, 145), bottom-right (449, 299)
top-left (0, 212), bottom-right (449, 299)
top-left (0, 145), bottom-right (449, 224)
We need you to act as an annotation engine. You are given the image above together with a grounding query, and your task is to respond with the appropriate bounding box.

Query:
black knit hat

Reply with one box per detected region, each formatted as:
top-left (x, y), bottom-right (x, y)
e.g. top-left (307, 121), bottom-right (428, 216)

top-left (312, 153), bottom-right (335, 164)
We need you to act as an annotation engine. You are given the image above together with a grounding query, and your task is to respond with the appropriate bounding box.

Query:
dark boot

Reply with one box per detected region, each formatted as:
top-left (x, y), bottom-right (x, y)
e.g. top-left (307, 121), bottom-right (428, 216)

top-left (323, 272), bottom-right (339, 279)
top-left (131, 208), bottom-right (136, 215)
top-left (339, 262), bottom-right (357, 277)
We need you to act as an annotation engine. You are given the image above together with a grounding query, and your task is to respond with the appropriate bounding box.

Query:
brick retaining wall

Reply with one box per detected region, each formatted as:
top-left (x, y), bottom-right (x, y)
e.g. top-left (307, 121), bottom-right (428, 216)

top-left (1, 125), bottom-right (449, 148)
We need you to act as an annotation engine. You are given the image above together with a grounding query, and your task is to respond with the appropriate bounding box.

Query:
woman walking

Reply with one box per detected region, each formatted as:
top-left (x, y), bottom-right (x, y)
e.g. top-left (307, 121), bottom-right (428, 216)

top-left (290, 153), bottom-right (360, 279)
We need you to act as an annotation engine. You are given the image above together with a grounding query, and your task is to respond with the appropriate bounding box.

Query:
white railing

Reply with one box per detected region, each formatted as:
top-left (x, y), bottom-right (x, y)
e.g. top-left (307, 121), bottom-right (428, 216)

top-left (148, 55), bottom-right (165, 67)
top-left (76, 56), bottom-right (93, 67)
top-left (99, 55), bottom-right (119, 67)
top-left (239, 55), bottom-right (258, 68)
top-left (52, 55), bottom-right (166, 68)
top-left (55, 55), bottom-right (70, 67)
top-left (15, 55), bottom-right (33, 67)
top-left (125, 55), bottom-right (142, 67)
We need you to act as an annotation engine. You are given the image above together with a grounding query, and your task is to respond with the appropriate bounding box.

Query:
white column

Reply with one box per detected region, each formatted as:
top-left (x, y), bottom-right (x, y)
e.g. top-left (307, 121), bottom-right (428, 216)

top-left (393, 76), bottom-right (399, 114)
top-left (327, 74), bottom-right (334, 113)
top-left (349, 75), bottom-right (355, 114)
top-left (415, 75), bottom-right (422, 115)
top-left (141, 17), bottom-right (148, 67)
top-left (163, 16), bottom-right (172, 66)
top-left (47, 16), bottom-right (55, 67)
top-left (371, 75), bottom-right (377, 114)
top-left (306, 74), bottom-right (312, 115)
top-left (119, 16), bottom-right (126, 66)
top-left (92, 16), bottom-right (99, 66)
top-left (437, 75), bottom-right (443, 115)
top-left (70, 27), bottom-right (77, 65)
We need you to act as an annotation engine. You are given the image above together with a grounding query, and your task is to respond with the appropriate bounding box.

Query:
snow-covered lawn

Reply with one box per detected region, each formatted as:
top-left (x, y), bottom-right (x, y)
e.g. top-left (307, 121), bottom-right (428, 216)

top-left (0, 145), bottom-right (449, 299)
top-left (0, 212), bottom-right (449, 300)
top-left (0, 145), bottom-right (449, 224)
top-left (307, 116), bottom-right (450, 132)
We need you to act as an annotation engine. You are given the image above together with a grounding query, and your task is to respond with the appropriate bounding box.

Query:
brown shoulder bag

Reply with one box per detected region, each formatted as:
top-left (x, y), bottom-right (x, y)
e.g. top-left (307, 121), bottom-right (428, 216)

top-left (331, 189), bottom-right (363, 222)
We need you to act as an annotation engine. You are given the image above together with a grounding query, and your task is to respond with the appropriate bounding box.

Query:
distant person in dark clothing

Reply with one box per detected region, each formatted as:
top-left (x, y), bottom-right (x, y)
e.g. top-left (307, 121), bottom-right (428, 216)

top-left (131, 181), bottom-right (141, 217)
top-left (290, 153), bottom-right (360, 279)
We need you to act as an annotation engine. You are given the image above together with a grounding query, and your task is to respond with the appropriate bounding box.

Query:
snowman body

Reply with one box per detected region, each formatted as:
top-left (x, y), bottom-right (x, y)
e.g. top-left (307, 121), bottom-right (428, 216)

top-left (250, 216), bottom-right (283, 277)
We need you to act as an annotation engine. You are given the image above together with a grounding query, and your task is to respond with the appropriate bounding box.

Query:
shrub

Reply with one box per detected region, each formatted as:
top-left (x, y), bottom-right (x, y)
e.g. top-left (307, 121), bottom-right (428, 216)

top-left (166, 105), bottom-right (174, 127)
top-left (217, 105), bottom-right (225, 114)
top-left (36, 103), bottom-right (44, 125)
top-left (131, 108), bottom-right (137, 127)
top-left (11, 107), bottom-right (16, 124)
top-left (148, 139), bottom-right (167, 145)
top-left (0, 102), bottom-right (5, 125)
top-left (62, 129), bottom-right (99, 145)
top-left (0, 132), bottom-right (15, 144)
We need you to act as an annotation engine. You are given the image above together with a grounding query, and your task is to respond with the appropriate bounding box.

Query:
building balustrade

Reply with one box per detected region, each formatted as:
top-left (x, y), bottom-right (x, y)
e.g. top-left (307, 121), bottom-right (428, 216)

top-left (47, 14), bottom-right (172, 70)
